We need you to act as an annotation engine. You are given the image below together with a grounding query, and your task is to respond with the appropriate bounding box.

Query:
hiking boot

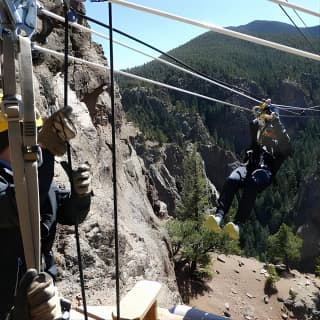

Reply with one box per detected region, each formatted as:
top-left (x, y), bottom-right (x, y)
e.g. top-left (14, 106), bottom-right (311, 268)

top-left (223, 222), bottom-right (240, 240)
top-left (205, 214), bottom-right (222, 234)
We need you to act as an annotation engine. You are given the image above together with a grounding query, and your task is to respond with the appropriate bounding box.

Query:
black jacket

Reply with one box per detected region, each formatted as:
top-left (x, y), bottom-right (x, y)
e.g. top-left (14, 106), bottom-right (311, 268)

top-left (0, 149), bottom-right (91, 319)
top-left (244, 116), bottom-right (292, 176)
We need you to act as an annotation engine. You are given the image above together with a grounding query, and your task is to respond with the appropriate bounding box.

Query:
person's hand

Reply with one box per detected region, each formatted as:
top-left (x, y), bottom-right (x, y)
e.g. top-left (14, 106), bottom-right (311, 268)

top-left (72, 163), bottom-right (92, 197)
top-left (38, 106), bottom-right (76, 156)
top-left (246, 149), bottom-right (253, 158)
top-left (270, 111), bottom-right (281, 124)
top-left (11, 269), bottom-right (62, 320)
top-left (244, 149), bottom-right (254, 165)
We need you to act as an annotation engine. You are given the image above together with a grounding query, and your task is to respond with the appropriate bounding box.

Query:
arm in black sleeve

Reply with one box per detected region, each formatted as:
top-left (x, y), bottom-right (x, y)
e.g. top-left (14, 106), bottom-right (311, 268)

top-left (248, 119), bottom-right (259, 151)
top-left (271, 117), bottom-right (292, 160)
top-left (55, 188), bottom-right (91, 225)
top-left (243, 120), bottom-right (260, 165)
top-left (0, 177), bottom-right (19, 228)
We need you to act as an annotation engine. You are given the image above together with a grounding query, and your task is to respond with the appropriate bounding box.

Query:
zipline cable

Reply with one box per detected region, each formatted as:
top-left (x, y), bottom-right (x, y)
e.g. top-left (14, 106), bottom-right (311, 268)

top-left (68, 10), bottom-right (320, 114)
top-left (63, 3), bottom-right (89, 319)
top-left (273, 104), bottom-right (320, 112)
top-left (107, 0), bottom-right (320, 62)
top-left (33, 43), bottom-right (320, 116)
top-left (39, 8), bottom-right (261, 104)
top-left (278, 4), bottom-right (315, 51)
top-left (309, 105), bottom-right (320, 110)
top-left (267, 0), bottom-right (320, 18)
top-left (33, 44), bottom-right (250, 112)
top-left (72, 10), bottom-right (262, 102)
top-left (284, 0), bottom-right (308, 28)
top-left (107, 2), bottom-right (121, 320)
top-left (71, 11), bottom-right (320, 113)
top-left (40, 8), bottom-right (320, 112)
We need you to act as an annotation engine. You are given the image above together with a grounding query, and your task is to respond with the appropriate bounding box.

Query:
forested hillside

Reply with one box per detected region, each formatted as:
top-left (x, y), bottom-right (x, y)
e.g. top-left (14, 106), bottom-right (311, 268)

top-left (117, 21), bottom-right (320, 269)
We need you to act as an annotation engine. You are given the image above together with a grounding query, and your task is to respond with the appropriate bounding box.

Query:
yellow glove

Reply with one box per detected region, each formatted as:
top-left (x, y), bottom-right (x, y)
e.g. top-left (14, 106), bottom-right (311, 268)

top-left (38, 106), bottom-right (76, 156)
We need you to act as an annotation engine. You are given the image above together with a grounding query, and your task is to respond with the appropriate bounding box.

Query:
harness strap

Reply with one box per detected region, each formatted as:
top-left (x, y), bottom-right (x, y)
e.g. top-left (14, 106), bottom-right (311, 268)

top-left (19, 35), bottom-right (41, 271)
top-left (1, 34), bottom-right (40, 271)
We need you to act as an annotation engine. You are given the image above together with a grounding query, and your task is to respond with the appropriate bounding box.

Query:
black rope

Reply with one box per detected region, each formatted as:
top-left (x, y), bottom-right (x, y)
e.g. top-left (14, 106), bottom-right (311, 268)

top-left (108, 3), bottom-right (121, 319)
top-left (285, 0), bottom-right (308, 28)
top-left (278, 4), bottom-right (316, 52)
top-left (63, 4), bottom-right (89, 320)
top-left (72, 9), bottom-right (262, 102)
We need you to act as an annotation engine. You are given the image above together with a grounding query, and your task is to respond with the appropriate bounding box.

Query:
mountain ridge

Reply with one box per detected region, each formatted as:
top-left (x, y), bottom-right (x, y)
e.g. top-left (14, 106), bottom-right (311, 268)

top-left (227, 20), bottom-right (320, 36)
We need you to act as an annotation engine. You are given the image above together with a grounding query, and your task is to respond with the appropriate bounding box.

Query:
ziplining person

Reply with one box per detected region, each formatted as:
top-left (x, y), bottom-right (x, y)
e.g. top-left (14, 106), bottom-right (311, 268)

top-left (0, 97), bottom-right (92, 320)
top-left (206, 99), bottom-right (292, 240)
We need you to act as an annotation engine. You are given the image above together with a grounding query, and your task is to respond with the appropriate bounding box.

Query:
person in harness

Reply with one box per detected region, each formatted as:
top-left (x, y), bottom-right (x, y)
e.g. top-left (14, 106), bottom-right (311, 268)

top-left (0, 96), bottom-right (92, 320)
top-left (207, 99), bottom-right (292, 240)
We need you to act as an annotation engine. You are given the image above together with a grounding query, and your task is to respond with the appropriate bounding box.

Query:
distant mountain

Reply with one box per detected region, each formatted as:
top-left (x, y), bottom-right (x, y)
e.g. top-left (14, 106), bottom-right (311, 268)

top-left (120, 20), bottom-right (320, 99)
top-left (306, 25), bottom-right (320, 37)
top-left (119, 20), bottom-right (320, 146)
top-left (228, 20), bottom-right (320, 36)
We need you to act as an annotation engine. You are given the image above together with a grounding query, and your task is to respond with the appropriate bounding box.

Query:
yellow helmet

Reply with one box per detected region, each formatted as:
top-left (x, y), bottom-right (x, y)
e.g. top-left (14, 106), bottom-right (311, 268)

top-left (0, 93), bottom-right (43, 133)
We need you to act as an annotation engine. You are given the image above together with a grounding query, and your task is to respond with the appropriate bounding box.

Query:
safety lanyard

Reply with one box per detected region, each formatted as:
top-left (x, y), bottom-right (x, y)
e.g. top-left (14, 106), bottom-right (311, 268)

top-left (0, 0), bottom-right (41, 271)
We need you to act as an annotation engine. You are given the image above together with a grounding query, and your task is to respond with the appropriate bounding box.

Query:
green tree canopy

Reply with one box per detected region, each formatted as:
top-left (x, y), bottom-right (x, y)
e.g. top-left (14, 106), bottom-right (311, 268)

top-left (266, 223), bottom-right (303, 268)
top-left (175, 146), bottom-right (210, 221)
top-left (167, 145), bottom-right (240, 273)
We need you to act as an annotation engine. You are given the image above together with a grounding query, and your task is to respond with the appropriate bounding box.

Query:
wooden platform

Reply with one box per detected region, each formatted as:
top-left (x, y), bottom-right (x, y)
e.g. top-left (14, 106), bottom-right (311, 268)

top-left (112, 280), bottom-right (161, 320)
top-left (73, 280), bottom-right (183, 320)
top-left (72, 306), bottom-right (113, 320)
top-left (72, 306), bottom-right (182, 320)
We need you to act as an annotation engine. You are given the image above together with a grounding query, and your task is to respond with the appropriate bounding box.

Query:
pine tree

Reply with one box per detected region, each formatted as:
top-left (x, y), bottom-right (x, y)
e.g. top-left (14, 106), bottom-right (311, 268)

top-left (175, 146), bottom-right (210, 221)
top-left (167, 145), bottom-right (236, 273)
top-left (266, 223), bottom-right (303, 269)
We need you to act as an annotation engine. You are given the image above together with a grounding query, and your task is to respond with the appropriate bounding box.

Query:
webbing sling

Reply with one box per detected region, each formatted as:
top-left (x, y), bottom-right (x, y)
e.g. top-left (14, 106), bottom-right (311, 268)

top-left (1, 34), bottom-right (40, 271)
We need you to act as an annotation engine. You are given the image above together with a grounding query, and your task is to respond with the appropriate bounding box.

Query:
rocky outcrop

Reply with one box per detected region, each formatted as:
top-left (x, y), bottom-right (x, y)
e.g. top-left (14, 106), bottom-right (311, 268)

top-left (282, 273), bottom-right (320, 320)
top-left (199, 144), bottom-right (238, 191)
top-left (122, 87), bottom-right (236, 214)
top-left (294, 172), bottom-right (320, 272)
top-left (33, 0), bottom-right (180, 307)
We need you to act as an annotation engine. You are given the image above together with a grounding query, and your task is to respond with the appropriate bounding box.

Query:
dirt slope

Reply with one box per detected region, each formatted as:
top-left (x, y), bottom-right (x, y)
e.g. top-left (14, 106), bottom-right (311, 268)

top-left (189, 254), bottom-right (320, 320)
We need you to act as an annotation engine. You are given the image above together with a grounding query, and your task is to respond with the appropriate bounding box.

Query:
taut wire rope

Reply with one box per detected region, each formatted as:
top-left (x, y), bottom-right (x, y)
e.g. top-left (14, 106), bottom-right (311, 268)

top-left (33, 43), bottom-right (320, 117)
top-left (71, 9), bottom-right (262, 103)
top-left (32, 44), bottom-right (249, 112)
top-left (39, 8), bottom-right (261, 104)
top-left (39, 8), bottom-right (319, 112)
top-left (107, 0), bottom-right (320, 62)
top-left (107, 2), bottom-right (121, 319)
top-left (277, 4), bottom-right (315, 51)
top-left (62, 3), bottom-right (89, 319)
top-left (267, 0), bottom-right (320, 18)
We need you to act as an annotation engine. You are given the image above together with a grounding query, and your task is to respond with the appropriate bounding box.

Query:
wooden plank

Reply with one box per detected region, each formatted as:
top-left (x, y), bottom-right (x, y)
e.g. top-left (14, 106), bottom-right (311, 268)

top-left (73, 306), bottom-right (183, 320)
top-left (71, 308), bottom-right (96, 320)
top-left (112, 280), bottom-right (162, 320)
top-left (74, 306), bottom-right (113, 320)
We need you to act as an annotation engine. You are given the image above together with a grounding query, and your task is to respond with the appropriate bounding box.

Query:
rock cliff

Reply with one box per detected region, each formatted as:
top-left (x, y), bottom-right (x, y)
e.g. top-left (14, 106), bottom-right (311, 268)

top-left (34, 0), bottom-right (180, 307)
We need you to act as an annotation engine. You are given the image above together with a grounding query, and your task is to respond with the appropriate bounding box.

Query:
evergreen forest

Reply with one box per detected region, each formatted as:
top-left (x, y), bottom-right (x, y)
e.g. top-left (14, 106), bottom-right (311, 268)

top-left (117, 21), bottom-right (320, 271)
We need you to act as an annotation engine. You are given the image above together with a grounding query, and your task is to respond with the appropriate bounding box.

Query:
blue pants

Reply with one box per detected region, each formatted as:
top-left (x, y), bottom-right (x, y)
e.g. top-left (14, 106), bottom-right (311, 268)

top-left (217, 165), bottom-right (272, 223)
top-left (184, 308), bottom-right (228, 319)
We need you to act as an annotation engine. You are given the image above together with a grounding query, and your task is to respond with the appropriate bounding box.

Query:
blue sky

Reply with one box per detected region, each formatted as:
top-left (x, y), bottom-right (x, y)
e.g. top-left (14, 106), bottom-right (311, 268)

top-left (85, 0), bottom-right (320, 70)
